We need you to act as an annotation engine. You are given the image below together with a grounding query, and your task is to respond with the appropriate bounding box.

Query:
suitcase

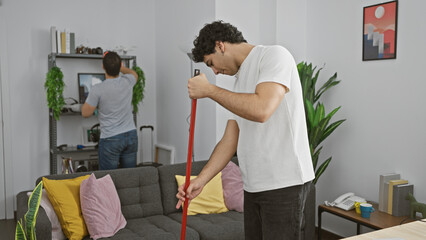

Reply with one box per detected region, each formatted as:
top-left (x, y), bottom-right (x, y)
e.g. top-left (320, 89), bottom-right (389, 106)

top-left (137, 125), bottom-right (162, 167)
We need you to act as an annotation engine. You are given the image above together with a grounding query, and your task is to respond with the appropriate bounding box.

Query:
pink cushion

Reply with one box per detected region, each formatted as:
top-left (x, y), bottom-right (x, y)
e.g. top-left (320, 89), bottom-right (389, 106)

top-left (80, 174), bottom-right (126, 240)
top-left (221, 161), bottom-right (244, 212)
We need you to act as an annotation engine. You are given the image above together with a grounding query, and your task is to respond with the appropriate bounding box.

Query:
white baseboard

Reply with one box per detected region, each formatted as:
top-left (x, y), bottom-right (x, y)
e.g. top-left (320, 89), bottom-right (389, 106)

top-left (155, 144), bottom-right (175, 165)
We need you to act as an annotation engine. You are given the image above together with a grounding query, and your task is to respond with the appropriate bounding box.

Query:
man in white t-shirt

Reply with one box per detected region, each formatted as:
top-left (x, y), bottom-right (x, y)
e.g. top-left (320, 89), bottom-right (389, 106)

top-left (176, 20), bottom-right (315, 240)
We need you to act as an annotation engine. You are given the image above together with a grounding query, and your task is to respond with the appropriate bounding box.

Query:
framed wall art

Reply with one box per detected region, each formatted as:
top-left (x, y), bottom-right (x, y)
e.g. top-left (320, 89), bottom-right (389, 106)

top-left (363, 0), bottom-right (398, 61)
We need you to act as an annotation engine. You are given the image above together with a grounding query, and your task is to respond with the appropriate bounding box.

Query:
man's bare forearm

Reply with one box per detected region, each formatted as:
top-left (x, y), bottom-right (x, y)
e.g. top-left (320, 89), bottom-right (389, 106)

top-left (81, 102), bottom-right (96, 118)
top-left (208, 83), bottom-right (285, 123)
top-left (197, 139), bottom-right (236, 184)
top-left (120, 66), bottom-right (138, 80)
top-left (196, 120), bottom-right (239, 185)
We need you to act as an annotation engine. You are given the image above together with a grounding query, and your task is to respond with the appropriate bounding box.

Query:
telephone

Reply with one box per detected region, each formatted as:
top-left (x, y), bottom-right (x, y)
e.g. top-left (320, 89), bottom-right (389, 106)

top-left (325, 193), bottom-right (366, 211)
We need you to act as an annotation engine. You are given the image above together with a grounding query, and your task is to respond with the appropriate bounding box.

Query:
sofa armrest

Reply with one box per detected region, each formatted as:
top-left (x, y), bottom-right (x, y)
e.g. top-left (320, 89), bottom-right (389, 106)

top-left (16, 191), bottom-right (52, 240)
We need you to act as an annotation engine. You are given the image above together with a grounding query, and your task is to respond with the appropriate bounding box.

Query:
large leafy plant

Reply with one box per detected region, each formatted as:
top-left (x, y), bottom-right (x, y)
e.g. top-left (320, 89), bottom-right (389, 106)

top-left (298, 62), bottom-right (345, 184)
top-left (45, 67), bottom-right (65, 120)
top-left (132, 65), bottom-right (146, 113)
top-left (15, 181), bottom-right (43, 240)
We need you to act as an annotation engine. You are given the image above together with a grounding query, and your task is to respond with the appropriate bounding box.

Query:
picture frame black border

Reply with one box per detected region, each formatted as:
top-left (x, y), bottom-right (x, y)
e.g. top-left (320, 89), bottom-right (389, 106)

top-left (77, 72), bottom-right (106, 103)
top-left (362, 0), bottom-right (398, 61)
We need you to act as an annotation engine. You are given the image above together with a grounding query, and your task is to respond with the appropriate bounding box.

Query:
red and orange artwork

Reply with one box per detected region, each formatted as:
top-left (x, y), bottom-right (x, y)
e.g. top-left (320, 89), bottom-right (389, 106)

top-left (363, 1), bottom-right (398, 61)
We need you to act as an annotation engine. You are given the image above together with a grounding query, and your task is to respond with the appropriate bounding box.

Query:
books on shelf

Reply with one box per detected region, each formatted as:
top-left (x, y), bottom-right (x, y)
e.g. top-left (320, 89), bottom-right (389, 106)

top-left (379, 173), bottom-right (400, 212)
top-left (50, 26), bottom-right (56, 53)
top-left (387, 179), bottom-right (408, 214)
top-left (65, 28), bottom-right (70, 54)
top-left (60, 31), bottom-right (66, 54)
top-left (56, 29), bottom-right (61, 54)
top-left (392, 183), bottom-right (414, 217)
top-left (70, 32), bottom-right (75, 54)
top-left (50, 26), bottom-right (75, 54)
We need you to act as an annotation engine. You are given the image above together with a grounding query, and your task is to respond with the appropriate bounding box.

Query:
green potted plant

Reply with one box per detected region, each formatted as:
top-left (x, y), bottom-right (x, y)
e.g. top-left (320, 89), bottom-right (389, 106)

top-left (15, 181), bottom-right (43, 240)
top-left (298, 62), bottom-right (346, 184)
top-left (44, 67), bottom-right (65, 120)
top-left (132, 65), bottom-right (146, 113)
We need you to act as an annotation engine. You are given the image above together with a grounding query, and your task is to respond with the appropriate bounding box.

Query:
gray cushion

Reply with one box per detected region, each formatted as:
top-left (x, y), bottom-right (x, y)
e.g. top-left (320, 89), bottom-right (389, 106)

top-left (157, 157), bottom-right (239, 216)
top-left (92, 215), bottom-right (199, 240)
top-left (168, 211), bottom-right (244, 240)
top-left (158, 160), bottom-right (209, 215)
top-left (37, 167), bottom-right (164, 219)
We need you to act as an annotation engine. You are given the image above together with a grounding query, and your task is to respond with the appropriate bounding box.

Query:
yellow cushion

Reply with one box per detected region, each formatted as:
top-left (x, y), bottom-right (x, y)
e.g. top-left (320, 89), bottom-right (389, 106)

top-left (175, 173), bottom-right (228, 215)
top-left (43, 175), bottom-right (90, 240)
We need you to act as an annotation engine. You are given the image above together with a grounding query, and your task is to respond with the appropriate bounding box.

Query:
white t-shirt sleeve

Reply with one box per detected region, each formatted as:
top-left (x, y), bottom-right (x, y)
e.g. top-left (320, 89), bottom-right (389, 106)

top-left (257, 46), bottom-right (296, 91)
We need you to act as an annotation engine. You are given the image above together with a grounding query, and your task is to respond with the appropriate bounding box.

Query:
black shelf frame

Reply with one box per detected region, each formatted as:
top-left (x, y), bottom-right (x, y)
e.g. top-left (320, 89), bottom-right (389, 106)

top-left (51, 147), bottom-right (98, 155)
top-left (48, 53), bottom-right (137, 69)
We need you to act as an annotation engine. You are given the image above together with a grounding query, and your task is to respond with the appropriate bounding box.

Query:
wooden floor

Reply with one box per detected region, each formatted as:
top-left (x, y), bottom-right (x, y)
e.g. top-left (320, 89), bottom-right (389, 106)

top-left (0, 219), bottom-right (16, 240)
top-left (316, 227), bottom-right (343, 240)
top-left (1, 219), bottom-right (343, 240)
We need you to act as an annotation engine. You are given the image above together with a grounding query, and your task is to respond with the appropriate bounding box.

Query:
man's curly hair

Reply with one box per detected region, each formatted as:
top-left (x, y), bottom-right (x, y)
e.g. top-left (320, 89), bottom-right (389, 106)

top-left (192, 20), bottom-right (247, 63)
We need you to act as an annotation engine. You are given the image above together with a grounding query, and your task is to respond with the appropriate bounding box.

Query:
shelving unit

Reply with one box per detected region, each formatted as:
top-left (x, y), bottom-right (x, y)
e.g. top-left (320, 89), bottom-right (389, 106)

top-left (48, 53), bottom-right (137, 174)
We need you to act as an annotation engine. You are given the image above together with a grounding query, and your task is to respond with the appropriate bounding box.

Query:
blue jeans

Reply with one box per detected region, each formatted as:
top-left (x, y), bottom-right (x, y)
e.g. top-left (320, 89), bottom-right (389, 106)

top-left (98, 129), bottom-right (138, 170)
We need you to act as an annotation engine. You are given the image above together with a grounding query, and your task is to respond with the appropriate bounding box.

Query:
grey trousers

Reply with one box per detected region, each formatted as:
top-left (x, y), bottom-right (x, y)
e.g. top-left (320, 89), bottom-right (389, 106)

top-left (244, 181), bottom-right (312, 240)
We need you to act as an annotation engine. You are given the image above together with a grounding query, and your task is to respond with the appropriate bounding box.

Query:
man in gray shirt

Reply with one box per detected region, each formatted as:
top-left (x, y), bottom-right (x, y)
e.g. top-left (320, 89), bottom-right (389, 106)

top-left (82, 51), bottom-right (139, 170)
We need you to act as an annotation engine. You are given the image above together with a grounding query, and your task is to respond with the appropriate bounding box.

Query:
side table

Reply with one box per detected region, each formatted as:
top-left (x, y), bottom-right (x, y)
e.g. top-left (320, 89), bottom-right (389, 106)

top-left (343, 219), bottom-right (426, 239)
top-left (318, 202), bottom-right (415, 240)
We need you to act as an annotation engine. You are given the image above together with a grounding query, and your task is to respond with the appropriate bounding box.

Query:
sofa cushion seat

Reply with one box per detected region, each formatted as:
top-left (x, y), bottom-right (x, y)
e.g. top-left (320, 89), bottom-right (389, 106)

top-left (85, 215), bottom-right (199, 240)
top-left (168, 211), bottom-right (244, 240)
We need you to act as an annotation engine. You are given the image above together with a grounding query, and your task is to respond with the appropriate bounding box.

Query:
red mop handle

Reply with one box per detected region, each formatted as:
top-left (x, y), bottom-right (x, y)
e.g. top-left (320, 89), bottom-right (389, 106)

top-left (181, 69), bottom-right (200, 240)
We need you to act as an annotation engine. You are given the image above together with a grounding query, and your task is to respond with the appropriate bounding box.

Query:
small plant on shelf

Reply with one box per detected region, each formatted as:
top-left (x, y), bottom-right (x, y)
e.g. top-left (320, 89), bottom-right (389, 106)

top-left (132, 65), bottom-right (146, 113)
top-left (45, 66), bottom-right (65, 120)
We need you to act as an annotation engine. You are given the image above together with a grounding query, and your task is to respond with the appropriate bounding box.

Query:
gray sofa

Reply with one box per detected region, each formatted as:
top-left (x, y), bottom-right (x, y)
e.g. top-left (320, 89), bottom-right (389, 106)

top-left (17, 158), bottom-right (315, 240)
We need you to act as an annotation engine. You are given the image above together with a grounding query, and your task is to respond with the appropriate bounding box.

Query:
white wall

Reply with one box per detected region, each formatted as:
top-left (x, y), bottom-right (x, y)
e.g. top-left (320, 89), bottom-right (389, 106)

top-left (215, 0), bottom-right (307, 141)
top-left (1, 0), bottom-right (18, 219)
top-left (155, 0), bottom-right (217, 164)
top-left (307, 0), bottom-right (426, 237)
top-left (0, 4), bottom-right (7, 218)
top-left (1, 0), bottom-right (157, 217)
top-left (276, 0), bottom-right (307, 63)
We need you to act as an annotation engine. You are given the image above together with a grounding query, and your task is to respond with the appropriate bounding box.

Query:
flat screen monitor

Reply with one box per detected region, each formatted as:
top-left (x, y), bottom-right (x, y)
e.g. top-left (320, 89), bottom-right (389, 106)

top-left (78, 73), bottom-right (105, 104)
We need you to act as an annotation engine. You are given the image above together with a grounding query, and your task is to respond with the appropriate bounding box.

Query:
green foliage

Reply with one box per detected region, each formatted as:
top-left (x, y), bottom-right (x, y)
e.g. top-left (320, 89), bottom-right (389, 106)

top-left (15, 220), bottom-right (26, 240)
top-left (16, 181), bottom-right (43, 240)
top-left (44, 67), bottom-right (65, 120)
top-left (132, 65), bottom-right (146, 113)
top-left (298, 62), bottom-right (346, 184)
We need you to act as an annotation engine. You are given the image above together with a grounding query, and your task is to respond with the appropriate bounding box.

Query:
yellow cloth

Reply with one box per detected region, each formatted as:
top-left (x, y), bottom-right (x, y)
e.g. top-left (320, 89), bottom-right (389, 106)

top-left (176, 173), bottom-right (228, 215)
top-left (43, 175), bottom-right (90, 240)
